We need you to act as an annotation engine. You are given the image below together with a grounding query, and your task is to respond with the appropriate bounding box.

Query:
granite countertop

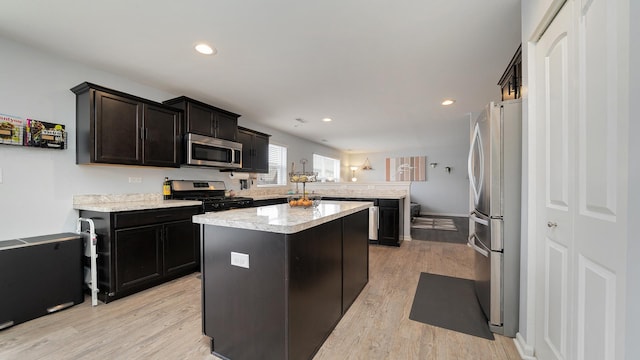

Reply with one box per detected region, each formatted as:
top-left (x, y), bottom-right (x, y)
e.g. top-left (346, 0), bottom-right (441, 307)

top-left (193, 200), bottom-right (372, 234)
top-left (73, 193), bottom-right (201, 212)
top-left (250, 193), bottom-right (405, 201)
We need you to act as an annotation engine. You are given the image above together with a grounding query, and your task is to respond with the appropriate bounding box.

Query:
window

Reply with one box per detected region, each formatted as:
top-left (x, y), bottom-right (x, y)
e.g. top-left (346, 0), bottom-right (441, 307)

top-left (313, 154), bottom-right (341, 182)
top-left (257, 144), bottom-right (288, 186)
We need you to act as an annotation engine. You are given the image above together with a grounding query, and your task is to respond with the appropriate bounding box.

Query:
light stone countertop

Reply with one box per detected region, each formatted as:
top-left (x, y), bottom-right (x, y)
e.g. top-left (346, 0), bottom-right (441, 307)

top-left (249, 192), bottom-right (406, 201)
top-left (193, 200), bottom-right (372, 234)
top-left (73, 193), bottom-right (201, 212)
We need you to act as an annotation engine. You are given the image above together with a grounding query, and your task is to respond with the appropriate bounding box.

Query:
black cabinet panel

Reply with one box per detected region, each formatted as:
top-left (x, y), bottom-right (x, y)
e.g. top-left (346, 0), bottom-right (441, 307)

top-left (498, 45), bottom-right (522, 101)
top-left (201, 209), bottom-right (369, 360)
top-left (72, 82), bottom-right (181, 168)
top-left (187, 101), bottom-right (215, 136)
top-left (288, 221), bottom-right (343, 360)
top-left (202, 226), bottom-right (287, 360)
top-left (143, 104), bottom-right (180, 166)
top-left (215, 112), bottom-right (238, 141)
top-left (94, 90), bottom-right (142, 164)
top-left (379, 203), bottom-right (400, 246)
top-left (164, 96), bottom-right (239, 141)
top-left (237, 126), bottom-right (270, 173)
top-left (253, 131), bottom-right (269, 172)
top-left (164, 220), bottom-right (199, 274)
top-left (114, 207), bottom-right (198, 229)
top-left (79, 206), bottom-right (200, 303)
top-left (115, 225), bottom-right (163, 291)
top-left (237, 128), bottom-right (252, 170)
top-left (342, 211), bottom-right (369, 313)
top-left (321, 197), bottom-right (401, 246)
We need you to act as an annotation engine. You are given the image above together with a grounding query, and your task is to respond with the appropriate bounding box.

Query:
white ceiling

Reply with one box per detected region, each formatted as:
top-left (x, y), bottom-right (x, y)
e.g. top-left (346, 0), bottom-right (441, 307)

top-left (0, 0), bottom-right (521, 154)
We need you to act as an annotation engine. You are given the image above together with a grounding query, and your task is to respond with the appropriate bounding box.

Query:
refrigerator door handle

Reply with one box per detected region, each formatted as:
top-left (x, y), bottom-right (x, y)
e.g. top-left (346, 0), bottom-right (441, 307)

top-left (468, 233), bottom-right (489, 257)
top-left (468, 122), bottom-right (484, 205)
top-left (470, 211), bottom-right (489, 226)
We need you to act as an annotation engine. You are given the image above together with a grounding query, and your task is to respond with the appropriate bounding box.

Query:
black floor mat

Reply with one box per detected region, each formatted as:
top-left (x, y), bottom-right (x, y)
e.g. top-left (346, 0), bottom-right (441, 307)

top-left (409, 272), bottom-right (494, 340)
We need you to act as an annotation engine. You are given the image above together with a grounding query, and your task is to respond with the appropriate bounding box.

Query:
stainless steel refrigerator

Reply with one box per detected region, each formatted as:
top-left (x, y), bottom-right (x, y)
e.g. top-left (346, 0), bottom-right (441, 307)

top-left (467, 99), bottom-right (521, 337)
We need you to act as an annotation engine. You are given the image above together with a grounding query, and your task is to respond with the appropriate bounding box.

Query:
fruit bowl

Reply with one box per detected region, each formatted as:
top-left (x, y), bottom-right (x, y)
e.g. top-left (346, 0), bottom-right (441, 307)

top-left (288, 195), bottom-right (322, 208)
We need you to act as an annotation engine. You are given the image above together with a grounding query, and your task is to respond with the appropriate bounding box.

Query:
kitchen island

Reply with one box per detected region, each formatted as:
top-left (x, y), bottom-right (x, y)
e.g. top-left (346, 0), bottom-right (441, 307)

top-left (193, 201), bottom-right (371, 360)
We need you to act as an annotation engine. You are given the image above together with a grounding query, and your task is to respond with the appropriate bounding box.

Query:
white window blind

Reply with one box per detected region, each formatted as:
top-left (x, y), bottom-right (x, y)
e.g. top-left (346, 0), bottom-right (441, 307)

top-left (313, 154), bottom-right (340, 182)
top-left (257, 144), bottom-right (287, 186)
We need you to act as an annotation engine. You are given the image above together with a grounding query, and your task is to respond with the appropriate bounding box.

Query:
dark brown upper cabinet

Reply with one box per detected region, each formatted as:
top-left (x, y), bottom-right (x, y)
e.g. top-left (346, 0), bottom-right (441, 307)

top-left (237, 126), bottom-right (270, 173)
top-left (498, 44), bottom-right (522, 101)
top-left (163, 96), bottom-right (239, 142)
top-left (71, 82), bottom-right (181, 168)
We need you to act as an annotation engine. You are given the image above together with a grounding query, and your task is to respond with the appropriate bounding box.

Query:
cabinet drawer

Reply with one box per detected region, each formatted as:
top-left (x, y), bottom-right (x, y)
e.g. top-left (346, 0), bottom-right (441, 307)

top-left (114, 207), bottom-right (200, 229)
top-left (378, 199), bottom-right (399, 207)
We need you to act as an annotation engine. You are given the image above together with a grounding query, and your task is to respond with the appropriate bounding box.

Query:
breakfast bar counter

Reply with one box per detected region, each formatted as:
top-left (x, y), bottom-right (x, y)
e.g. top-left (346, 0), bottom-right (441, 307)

top-left (193, 201), bottom-right (371, 360)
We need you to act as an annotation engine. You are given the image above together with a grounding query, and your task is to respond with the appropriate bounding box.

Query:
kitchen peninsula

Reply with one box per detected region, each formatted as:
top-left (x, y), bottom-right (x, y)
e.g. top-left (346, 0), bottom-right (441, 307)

top-left (193, 200), bottom-right (371, 360)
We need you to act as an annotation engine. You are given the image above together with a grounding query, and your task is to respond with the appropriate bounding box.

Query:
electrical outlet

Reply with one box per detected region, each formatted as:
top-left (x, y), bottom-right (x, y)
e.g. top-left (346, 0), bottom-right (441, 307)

top-left (128, 177), bottom-right (142, 183)
top-left (230, 252), bottom-right (249, 269)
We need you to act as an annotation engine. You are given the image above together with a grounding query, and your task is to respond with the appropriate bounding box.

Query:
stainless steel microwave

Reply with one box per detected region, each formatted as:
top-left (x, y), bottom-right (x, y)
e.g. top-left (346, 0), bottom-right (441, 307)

top-left (185, 133), bottom-right (242, 168)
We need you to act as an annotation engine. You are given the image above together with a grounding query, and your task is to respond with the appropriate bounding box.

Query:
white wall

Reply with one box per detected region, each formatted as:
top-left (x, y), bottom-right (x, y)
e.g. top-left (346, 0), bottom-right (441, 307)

top-left (0, 36), bottom-right (341, 241)
top-left (346, 117), bottom-right (470, 217)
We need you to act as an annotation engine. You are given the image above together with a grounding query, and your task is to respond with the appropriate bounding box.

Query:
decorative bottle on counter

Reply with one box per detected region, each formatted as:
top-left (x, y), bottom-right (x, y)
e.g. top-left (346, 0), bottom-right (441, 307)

top-left (163, 177), bottom-right (171, 200)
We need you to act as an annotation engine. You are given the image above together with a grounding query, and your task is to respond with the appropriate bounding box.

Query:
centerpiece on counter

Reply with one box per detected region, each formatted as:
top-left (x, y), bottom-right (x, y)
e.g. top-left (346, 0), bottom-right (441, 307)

top-left (287, 194), bottom-right (322, 208)
top-left (288, 159), bottom-right (320, 208)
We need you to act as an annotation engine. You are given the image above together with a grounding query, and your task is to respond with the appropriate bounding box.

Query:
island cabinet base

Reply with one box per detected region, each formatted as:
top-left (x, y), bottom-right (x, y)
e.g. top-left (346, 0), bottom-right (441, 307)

top-left (201, 209), bottom-right (368, 360)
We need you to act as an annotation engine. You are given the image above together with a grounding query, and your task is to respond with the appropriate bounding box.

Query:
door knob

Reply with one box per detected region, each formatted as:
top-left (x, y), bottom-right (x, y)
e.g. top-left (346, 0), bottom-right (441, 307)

top-left (547, 221), bottom-right (558, 228)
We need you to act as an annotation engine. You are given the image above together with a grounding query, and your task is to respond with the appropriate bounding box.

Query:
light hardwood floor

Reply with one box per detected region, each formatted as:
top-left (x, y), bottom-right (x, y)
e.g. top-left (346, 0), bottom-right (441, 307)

top-left (0, 240), bottom-right (520, 360)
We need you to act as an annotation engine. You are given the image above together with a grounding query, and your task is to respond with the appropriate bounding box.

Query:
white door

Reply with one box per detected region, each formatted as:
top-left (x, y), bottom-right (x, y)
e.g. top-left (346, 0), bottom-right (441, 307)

top-left (534, 3), bottom-right (574, 359)
top-left (572, 0), bottom-right (627, 358)
top-left (533, 1), bottom-right (628, 360)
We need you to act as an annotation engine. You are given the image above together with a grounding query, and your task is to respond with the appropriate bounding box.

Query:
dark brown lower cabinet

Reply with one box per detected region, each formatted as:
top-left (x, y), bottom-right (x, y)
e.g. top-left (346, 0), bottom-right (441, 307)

top-left (115, 225), bottom-right (163, 291)
top-left (322, 197), bottom-right (404, 246)
top-left (378, 199), bottom-right (401, 246)
top-left (202, 209), bottom-right (369, 360)
top-left (79, 206), bottom-right (200, 303)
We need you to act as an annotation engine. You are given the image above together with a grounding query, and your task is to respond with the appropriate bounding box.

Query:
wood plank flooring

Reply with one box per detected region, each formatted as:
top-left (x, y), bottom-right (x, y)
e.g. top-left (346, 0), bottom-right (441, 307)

top-left (0, 239), bottom-right (520, 360)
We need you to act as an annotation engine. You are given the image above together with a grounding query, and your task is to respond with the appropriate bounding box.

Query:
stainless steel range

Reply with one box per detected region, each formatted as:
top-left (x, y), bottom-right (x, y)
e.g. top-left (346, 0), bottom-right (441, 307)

top-left (170, 180), bottom-right (253, 212)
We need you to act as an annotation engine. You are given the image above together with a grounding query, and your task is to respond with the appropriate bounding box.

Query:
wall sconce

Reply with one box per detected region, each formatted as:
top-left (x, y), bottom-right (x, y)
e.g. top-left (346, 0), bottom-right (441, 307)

top-left (350, 166), bottom-right (358, 182)
top-left (430, 163), bottom-right (438, 168)
top-left (445, 166), bottom-right (452, 174)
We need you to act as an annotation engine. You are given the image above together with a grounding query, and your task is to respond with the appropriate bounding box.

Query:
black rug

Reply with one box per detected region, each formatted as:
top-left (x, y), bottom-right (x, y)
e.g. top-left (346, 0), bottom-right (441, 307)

top-left (409, 272), bottom-right (494, 340)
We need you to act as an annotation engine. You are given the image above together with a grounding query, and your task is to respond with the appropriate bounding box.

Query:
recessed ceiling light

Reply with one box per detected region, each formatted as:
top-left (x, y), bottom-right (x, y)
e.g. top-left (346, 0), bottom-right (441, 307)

top-left (322, 118), bottom-right (332, 122)
top-left (441, 99), bottom-right (456, 106)
top-left (195, 43), bottom-right (216, 55)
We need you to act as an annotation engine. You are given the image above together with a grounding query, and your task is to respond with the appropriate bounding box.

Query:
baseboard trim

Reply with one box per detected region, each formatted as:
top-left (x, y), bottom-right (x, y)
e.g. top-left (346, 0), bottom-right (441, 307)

top-left (514, 332), bottom-right (536, 360)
